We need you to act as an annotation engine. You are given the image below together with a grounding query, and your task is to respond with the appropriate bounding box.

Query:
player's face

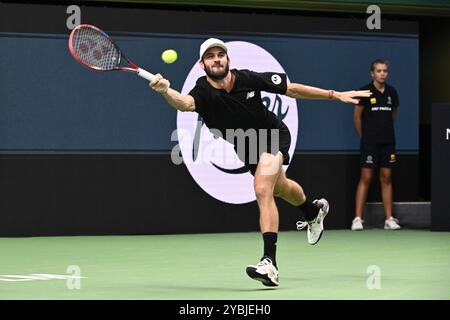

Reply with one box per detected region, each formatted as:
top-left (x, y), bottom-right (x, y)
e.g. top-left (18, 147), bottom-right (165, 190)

top-left (200, 47), bottom-right (230, 81)
top-left (371, 63), bottom-right (389, 84)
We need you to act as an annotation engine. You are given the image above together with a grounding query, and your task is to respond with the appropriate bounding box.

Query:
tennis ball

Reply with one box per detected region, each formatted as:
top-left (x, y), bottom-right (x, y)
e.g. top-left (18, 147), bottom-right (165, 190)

top-left (162, 49), bottom-right (178, 64)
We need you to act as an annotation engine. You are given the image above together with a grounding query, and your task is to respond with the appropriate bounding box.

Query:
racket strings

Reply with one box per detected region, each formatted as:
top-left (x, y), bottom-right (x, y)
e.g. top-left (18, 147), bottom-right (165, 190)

top-left (72, 27), bottom-right (120, 70)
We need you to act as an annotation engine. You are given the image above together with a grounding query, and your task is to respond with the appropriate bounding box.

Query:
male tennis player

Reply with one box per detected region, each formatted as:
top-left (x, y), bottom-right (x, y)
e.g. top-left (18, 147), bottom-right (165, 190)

top-left (149, 38), bottom-right (371, 287)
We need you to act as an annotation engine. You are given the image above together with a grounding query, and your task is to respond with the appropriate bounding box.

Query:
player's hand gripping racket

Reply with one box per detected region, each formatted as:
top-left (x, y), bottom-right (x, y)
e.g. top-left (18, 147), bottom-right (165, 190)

top-left (69, 24), bottom-right (168, 86)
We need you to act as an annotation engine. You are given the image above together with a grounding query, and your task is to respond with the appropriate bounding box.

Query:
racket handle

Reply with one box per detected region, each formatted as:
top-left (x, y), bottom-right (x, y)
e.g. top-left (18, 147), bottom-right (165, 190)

top-left (137, 68), bottom-right (155, 81)
top-left (137, 68), bottom-right (170, 88)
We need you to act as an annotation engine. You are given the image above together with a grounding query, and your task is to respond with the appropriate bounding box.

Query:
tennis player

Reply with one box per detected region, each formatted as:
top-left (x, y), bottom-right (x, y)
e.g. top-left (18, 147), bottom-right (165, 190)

top-left (149, 38), bottom-right (371, 287)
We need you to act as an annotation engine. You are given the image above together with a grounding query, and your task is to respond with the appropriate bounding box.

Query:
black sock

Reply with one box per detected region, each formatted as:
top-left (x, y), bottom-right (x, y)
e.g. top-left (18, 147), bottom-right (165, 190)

top-left (262, 232), bottom-right (277, 268)
top-left (298, 198), bottom-right (320, 221)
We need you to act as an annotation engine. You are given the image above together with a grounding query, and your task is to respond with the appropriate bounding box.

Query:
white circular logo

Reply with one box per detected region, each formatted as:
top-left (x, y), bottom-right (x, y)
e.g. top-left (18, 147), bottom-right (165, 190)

top-left (178, 41), bottom-right (298, 204)
top-left (271, 74), bottom-right (282, 85)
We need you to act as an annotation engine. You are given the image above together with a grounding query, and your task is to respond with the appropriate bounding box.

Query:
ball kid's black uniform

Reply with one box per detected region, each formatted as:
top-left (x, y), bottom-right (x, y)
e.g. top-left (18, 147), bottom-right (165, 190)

top-left (189, 69), bottom-right (291, 175)
top-left (357, 82), bottom-right (399, 168)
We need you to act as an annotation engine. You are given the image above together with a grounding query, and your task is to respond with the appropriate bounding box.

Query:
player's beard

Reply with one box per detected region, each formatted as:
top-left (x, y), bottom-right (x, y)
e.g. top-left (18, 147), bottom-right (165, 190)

top-left (205, 62), bottom-right (229, 81)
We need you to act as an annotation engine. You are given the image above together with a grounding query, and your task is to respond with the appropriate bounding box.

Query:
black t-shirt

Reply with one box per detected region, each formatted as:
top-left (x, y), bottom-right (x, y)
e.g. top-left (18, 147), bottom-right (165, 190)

top-left (188, 69), bottom-right (288, 137)
top-left (358, 82), bottom-right (399, 144)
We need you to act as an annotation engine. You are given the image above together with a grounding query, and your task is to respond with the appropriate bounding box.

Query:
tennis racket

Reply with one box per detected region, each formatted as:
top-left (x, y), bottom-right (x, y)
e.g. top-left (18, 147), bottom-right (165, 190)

top-left (69, 24), bottom-right (165, 85)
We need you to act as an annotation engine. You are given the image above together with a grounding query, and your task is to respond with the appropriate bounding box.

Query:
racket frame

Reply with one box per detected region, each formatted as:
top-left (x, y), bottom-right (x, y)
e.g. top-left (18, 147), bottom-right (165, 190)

top-left (68, 24), bottom-right (156, 82)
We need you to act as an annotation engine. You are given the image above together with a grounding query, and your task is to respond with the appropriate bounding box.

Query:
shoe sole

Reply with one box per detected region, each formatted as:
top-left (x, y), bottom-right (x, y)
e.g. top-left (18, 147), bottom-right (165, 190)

top-left (310, 230), bottom-right (323, 245)
top-left (309, 199), bottom-right (329, 245)
top-left (246, 267), bottom-right (279, 287)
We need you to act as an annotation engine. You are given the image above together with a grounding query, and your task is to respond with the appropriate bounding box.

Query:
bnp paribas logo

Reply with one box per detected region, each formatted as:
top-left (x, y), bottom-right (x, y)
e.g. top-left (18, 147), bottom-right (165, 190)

top-left (175, 41), bottom-right (298, 204)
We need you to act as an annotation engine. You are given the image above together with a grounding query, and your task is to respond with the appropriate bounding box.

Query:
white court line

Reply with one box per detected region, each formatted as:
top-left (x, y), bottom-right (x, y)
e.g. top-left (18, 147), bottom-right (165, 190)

top-left (0, 274), bottom-right (86, 282)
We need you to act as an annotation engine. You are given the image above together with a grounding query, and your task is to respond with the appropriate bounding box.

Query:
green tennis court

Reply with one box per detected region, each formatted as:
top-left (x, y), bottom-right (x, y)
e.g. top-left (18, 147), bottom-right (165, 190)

top-left (0, 229), bottom-right (448, 300)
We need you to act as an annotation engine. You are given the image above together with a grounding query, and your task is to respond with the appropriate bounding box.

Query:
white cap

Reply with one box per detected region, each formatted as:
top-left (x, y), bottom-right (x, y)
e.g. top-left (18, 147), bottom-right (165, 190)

top-left (199, 38), bottom-right (227, 60)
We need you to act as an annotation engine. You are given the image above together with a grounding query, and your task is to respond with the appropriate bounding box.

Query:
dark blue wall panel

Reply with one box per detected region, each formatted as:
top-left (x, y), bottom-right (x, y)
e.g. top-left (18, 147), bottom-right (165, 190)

top-left (0, 32), bottom-right (418, 152)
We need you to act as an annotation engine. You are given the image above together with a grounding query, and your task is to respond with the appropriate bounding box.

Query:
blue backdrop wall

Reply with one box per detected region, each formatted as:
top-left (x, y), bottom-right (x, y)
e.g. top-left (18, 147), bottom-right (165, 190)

top-left (0, 32), bottom-right (418, 152)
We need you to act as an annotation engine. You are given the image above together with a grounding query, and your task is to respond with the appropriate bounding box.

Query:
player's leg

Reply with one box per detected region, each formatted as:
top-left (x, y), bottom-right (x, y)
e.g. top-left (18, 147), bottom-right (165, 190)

top-left (254, 152), bottom-right (283, 235)
top-left (246, 152), bottom-right (283, 287)
top-left (273, 168), bottom-right (305, 206)
top-left (273, 169), bottom-right (329, 245)
top-left (380, 145), bottom-right (401, 230)
top-left (254, 152), bottom-right (283, 264)
top-left (273, 169), bottom-right (319, 221)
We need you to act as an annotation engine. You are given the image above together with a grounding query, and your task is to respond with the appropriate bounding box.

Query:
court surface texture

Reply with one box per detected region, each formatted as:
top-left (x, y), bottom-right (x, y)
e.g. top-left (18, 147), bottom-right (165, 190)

top-left (1, 230), bottom-right (448, 299)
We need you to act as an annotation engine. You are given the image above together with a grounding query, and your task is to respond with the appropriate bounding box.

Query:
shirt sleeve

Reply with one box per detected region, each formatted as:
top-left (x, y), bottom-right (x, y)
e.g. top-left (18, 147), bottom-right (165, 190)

top-left (246, 70), bottom-right (288, 94)
top-left (188, 84), bottom-right (206, 117)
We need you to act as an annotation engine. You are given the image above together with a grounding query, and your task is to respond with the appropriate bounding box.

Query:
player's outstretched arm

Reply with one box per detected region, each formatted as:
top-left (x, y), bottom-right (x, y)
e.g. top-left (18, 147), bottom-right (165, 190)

top-left (149, 73), bottom-right (195, 112)
top-left (286, 83), bottom-right (371, 104)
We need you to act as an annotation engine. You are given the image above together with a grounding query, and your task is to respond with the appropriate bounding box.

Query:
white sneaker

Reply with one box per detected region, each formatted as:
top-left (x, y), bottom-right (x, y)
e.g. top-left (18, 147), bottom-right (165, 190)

top-left (351, 217), bottom-right (364, 231)
top-left (384, 217), bottom-right (401, 230)
top-left (246, 258), bottom-right (279, 287)
top-left (296, 198), bottom-right (330, 245)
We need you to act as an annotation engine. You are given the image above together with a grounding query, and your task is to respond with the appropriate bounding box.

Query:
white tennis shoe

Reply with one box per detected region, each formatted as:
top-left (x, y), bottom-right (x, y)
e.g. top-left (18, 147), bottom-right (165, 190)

top-left (246, 258), bottom-right (279, 287)
top-left (297, 198), bottom-right (330, 245)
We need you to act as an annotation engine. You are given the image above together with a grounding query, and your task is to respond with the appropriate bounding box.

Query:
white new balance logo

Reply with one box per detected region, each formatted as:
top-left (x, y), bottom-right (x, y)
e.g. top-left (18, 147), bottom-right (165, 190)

top-left (246, 91), bottom-right (255, 99)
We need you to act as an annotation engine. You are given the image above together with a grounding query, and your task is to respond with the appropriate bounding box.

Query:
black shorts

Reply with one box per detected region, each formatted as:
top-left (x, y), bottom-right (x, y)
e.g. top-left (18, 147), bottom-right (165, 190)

top-left (233, 124), bottom-right (291, 176)
top-left (360, 142), bottom-right (396, 168)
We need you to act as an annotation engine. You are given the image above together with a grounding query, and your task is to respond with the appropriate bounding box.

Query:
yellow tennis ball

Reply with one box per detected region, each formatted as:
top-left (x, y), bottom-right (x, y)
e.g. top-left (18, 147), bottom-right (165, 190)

top-left (162, 49), bottom-right (177, 64)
